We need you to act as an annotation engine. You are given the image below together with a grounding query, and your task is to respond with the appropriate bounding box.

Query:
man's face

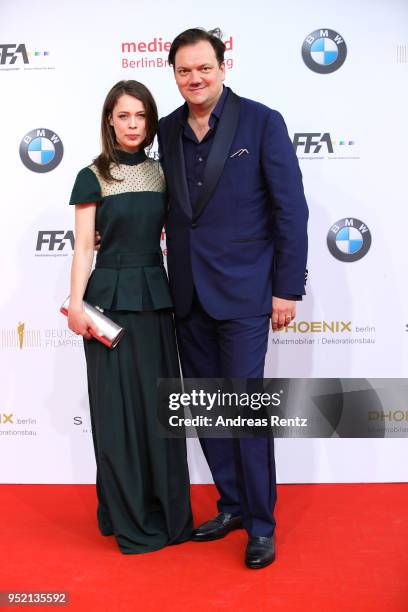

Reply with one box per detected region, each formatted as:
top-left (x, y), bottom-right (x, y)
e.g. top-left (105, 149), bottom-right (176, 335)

top-left (174, 41), bottom-right (225, 110)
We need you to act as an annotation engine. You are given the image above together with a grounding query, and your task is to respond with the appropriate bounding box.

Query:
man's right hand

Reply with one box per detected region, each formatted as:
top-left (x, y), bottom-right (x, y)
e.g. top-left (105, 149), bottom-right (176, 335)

top-left (94, 231), bottom-right (101, 251)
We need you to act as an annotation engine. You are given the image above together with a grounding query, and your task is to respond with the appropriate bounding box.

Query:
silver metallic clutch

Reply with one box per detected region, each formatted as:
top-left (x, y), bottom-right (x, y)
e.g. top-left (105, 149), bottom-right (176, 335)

top-left (60, 296), bottom-right (126, 349)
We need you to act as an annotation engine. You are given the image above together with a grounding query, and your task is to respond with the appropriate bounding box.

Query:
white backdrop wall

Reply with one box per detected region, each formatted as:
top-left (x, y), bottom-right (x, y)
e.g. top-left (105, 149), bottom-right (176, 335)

top-left (1, 0), bottom-right (408, 484)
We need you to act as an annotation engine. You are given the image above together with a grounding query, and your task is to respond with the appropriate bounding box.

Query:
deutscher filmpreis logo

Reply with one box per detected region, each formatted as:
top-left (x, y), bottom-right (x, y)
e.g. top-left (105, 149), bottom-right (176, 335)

top-left (302, 29), bottom-right (347, 74)
top-left (20, 128), bottom-right (63, 173)
top-left (327, 218), bottom-right (371, 262)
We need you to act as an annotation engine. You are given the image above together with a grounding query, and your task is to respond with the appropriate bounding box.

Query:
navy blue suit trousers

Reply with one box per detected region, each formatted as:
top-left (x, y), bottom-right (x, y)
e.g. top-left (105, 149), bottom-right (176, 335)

top-left (176, 295), bottom-right (277, 537)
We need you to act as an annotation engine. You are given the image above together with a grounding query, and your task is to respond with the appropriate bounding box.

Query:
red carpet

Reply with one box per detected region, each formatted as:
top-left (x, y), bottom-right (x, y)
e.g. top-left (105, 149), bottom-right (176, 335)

top-left (0, 484), bottom-right (407, 611)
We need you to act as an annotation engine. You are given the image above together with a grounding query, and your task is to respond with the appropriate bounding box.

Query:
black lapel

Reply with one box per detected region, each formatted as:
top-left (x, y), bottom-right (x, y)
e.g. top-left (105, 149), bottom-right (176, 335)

top-left (166, 108), bottom-right (192, 219)
top-left (193, 90), bottom-right (241, 222)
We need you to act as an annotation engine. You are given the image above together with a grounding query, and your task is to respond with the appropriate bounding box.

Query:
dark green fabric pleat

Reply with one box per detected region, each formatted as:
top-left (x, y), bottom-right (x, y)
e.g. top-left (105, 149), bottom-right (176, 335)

top-left (84, 309), bottom-right (192, 554)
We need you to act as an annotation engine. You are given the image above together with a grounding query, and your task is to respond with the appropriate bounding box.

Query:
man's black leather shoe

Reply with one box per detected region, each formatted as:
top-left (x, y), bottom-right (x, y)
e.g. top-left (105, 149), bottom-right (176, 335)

top-left (191, 513), bottom-right (243, 541)
top-left (245, 535), bottom-right (275, 569)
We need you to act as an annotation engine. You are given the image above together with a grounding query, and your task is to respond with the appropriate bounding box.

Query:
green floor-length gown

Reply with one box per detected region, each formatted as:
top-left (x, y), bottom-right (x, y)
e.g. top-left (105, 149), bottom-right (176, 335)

top-left (69, 148), bottom-right (192, 553)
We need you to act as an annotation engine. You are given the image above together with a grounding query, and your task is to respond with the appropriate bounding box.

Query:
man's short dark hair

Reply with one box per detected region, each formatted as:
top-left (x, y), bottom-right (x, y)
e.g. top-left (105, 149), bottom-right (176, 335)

top-left (168, 28), bottom-right (226, 68)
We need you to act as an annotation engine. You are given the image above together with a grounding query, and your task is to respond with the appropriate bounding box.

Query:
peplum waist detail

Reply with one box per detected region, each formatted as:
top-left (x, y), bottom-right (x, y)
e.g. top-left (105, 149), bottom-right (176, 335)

top-left (84, 251), bottom-right (173, 311)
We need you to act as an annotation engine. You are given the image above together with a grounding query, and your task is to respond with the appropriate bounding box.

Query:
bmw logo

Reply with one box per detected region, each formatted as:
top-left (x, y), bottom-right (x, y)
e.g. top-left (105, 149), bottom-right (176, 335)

top-left (19, 128), bottom-right (63, 173)
top-left (302, 29), bottom-right (347, 74)
top-left (327, 218), bottom-right (371, 262)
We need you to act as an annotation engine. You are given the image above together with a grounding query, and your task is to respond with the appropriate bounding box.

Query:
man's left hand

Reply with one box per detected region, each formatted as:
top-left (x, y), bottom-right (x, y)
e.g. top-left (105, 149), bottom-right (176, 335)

top-left (271, 297), bottom-right (296, 331)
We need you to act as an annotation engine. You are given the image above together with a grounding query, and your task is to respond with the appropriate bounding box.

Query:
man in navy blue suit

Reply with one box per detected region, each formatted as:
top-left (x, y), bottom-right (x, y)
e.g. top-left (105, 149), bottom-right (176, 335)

top-left (159, 28), bottom-right (308, 569)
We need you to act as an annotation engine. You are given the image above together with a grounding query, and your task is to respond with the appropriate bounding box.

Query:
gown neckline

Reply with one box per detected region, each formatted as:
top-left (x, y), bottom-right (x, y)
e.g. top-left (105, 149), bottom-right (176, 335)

top-left (115, 148), bottom-right (147, 166)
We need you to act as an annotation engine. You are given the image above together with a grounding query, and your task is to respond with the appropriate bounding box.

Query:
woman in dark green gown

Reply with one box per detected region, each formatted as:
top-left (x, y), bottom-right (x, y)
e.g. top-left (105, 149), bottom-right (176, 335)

top-left (67, 80), bottom-right (192, 554)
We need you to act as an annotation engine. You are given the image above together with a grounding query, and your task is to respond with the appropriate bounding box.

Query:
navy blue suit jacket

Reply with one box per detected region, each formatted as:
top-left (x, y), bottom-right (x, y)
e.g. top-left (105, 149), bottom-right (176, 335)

top-left (159, 88), bottom-right (308, 320)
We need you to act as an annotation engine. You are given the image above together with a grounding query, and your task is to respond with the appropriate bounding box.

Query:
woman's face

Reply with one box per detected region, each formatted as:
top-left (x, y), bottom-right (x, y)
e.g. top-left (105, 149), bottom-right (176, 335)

top-left (109, 94), bottom-right (147, 153)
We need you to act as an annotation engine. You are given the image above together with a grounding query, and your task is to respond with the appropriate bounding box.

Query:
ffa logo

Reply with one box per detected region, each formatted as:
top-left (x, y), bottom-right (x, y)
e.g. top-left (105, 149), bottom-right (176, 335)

top-left (19, 128), bottom-right (63, 172)
top-left (302, 29), bottom-right (347, 74)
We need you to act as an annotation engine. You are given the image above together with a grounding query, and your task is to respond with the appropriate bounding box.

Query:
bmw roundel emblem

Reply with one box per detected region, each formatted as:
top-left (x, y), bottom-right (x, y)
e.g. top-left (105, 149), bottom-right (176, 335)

top-left (302, 29), bottom-right (347, 74)
top-left (19, 128), bottom-right (63, 172)
top-left (327, 218), bottom-right (371, 262)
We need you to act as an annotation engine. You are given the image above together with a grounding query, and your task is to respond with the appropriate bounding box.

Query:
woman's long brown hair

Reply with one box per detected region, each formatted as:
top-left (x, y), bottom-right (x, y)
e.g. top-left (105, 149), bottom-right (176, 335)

top-left (93, 80), bottom-right (158, 182)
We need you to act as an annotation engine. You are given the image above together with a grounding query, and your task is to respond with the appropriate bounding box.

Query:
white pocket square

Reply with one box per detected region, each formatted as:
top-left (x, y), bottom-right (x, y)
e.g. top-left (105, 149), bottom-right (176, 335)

top-left (230, 148), bottom-right (249, 158)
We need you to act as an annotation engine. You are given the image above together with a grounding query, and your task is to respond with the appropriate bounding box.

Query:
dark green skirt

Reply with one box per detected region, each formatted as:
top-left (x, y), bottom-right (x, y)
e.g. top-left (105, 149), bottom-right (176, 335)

top-left (83, 309), bottom-right (192, 554)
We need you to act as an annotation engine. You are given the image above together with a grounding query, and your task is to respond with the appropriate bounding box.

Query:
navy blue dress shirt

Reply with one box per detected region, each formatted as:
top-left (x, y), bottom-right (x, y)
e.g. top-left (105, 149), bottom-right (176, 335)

top-left (180, 86), bottom-right (228, 213)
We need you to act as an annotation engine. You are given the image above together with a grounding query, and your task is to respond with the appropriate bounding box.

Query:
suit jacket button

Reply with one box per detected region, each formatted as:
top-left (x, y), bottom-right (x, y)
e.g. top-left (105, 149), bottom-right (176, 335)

top-left (191, 222), bottom-right (197, 229)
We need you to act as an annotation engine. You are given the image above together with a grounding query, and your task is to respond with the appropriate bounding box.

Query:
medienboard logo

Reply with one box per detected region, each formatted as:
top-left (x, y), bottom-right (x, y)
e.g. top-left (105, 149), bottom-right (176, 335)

top-left (121, 35), bottom-right (234, 70)
top-left (302, 29), bottom-right (347, 74)
top-left (293, 133), bottom-right (359, 160)
top-left (20, 129), bottom-right (63, 172)
top-left (35, 230), bottom-right (74, 256)
top-left (0, 44), bottom-right (53, 71)
top-left (327, 218), bottom-right (371, 262)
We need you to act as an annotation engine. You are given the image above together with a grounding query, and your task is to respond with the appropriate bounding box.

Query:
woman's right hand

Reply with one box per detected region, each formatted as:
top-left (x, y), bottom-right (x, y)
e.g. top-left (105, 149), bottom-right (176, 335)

top-left (68, 306), bottom-right (99, 341)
